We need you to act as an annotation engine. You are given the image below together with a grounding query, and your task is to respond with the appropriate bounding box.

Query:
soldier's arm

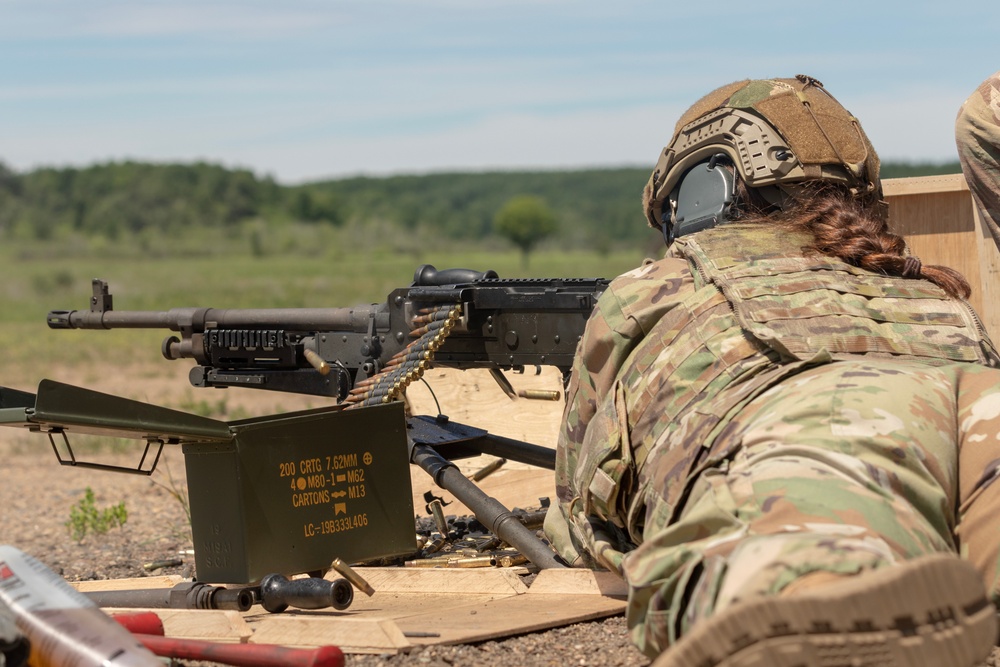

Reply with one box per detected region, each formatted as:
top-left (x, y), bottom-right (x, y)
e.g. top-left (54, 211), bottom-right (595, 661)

top-left (956, 71), bottom-right (1000, 252)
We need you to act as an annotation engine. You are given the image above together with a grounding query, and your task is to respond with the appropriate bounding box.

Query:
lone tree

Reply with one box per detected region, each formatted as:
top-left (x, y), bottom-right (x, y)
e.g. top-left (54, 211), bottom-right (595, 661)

top-left (493, 195), bottom-right (558, 268)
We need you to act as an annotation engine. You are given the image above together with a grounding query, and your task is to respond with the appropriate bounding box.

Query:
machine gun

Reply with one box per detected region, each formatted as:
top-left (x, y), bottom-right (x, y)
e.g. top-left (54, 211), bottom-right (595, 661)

top-left (46, 265), bottom-right (606, 403)
top-left (1, 266), bottom-right (608, 583)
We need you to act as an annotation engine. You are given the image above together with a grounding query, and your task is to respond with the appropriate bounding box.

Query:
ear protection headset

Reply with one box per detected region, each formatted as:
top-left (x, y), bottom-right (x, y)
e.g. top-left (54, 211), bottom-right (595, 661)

top-left (665, 154), bottom-right (736, 243)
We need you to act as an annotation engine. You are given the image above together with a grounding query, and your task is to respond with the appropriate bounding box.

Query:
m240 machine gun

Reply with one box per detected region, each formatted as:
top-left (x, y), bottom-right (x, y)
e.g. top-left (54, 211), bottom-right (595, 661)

top-left (0, 266), bottom-right (608, 583)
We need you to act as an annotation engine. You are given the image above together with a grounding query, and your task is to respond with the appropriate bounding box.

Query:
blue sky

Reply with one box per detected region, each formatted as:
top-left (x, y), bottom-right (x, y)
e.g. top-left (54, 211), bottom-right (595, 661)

top-left (2, 1), bottom-right (997, 183)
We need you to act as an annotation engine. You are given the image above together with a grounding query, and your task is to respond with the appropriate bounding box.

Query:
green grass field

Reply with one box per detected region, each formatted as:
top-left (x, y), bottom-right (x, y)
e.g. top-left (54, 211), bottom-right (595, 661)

top-left (0, 243), bottom-right (646, 390)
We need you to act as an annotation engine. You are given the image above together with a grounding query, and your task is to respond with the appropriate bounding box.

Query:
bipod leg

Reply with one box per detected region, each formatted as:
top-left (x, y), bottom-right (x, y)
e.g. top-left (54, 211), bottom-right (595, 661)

top-left (409, 443), bottom-right (564, 570)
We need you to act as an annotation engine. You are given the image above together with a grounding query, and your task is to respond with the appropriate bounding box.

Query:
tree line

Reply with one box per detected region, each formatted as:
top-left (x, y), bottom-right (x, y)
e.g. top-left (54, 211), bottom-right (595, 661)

top-left (0, 159), bottom-right (962, 249)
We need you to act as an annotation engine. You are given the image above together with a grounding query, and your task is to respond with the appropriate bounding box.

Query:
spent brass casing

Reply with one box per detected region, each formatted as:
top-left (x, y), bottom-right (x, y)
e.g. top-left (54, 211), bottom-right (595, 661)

top-left (492, 554), bottom-right (529, 568)
top-left (405, 555), bottom-right (495, 569)
top-left (404, 553), bottom-right (459, 568)
top-left (429, 499), bottom-right (449, 537)
top-left (469, 457), bottom-right (507, 482)
top-left (516, 389), bottom-right (562, 401)
top-left (476, 536), bottom-right (502, 552)
top-left (516, 510), bottom-right (548, 530)
top-left (448, 556), bottom-right (495, 568)
top-left (423, 537), bottom-right (446, 554)
top-left (303, 348), bottom-right (331, 376)
top-left (330, 557), bottom-right (376, 597)
top-left (142, 558), bottom-right (183, 572)
top-left (404, 559), bottom-right (449, 568)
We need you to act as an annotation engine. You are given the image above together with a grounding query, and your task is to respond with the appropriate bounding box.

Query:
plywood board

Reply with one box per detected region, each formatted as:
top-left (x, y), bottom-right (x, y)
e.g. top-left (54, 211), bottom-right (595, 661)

top-left (394, 592), bottom-right (625, 647)
top-left (104, 608), bottom-right (253, 643)
top-left (248, 617), bottom-right (412, 653)
top-left (244, 568), bottom-right (624, 651)
top-left (527, 568), bottom-right (627, 597)
top-left (883, 174), bottom-right (969, 196)
top-left (74, 576), bottom-right (184, 592)
top-left (347, 566), bottom-right (529, 595)
top-left (78, 568), bottom-right (626, 654)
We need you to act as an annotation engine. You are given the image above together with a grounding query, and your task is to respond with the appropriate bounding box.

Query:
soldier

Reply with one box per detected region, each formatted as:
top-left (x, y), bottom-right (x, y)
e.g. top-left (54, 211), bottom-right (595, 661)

top-left (956, 71), bottom-right (1000, 249)
top-left (544, 75), bottom-right (1000, 666)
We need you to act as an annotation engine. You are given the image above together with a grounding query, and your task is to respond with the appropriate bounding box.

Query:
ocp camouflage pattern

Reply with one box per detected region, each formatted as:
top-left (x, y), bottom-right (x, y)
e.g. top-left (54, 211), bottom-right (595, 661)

top-left (956, 71), bottom-right (1000, 250)
top-left (544, 224), bottom-right (1000, 657)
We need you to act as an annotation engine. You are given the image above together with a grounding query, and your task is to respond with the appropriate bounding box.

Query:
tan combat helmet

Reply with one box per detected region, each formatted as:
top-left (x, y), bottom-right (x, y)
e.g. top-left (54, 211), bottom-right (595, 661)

top-left (643, 75), bottom-right (883, 236)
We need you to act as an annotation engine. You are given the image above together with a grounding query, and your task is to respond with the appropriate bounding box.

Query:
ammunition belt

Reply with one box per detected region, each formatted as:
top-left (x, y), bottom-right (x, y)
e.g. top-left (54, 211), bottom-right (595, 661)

top-left (345, 303), bottom-right (462, 409)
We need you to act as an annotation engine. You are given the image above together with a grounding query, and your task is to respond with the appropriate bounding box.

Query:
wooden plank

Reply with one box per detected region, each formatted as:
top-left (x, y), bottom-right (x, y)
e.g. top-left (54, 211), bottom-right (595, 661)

top-left (73, 576), bottom-right (183, 592)
top-left (394, 592), bottom-right (625, 647)
top-left (887, 188), bottom-right (976, 236)
top-left (883, 174), bottom-right (969, 196)
top-left (227, 569), bottom-right (626, 653)
top-left (248, 617), bottom-right (412, 654)
top-left (340, 566), bottom-right (529, 595)
top-left (527, 568), bottom-right (627, 598)
top-left (101, 608), bottom-right (252, 643)
top-left (309, 592), bottom-right (509, 619)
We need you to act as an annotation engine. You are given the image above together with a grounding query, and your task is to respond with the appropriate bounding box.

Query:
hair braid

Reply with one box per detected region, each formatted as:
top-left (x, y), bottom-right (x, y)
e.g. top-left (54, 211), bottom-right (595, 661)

top-left (737, 184), bottom-right (971, 299)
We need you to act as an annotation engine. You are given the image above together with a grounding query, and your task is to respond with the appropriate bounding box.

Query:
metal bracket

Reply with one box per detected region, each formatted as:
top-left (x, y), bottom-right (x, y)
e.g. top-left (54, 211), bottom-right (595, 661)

top-left (47, 430), bottom-right (164, 476)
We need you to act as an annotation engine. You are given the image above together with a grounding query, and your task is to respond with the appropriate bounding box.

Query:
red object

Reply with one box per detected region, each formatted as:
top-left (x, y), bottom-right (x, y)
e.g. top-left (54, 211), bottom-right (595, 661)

top-left (110, 611), bottom-right (166, 636)
top-left (135, 634), bottom-right (345, 667)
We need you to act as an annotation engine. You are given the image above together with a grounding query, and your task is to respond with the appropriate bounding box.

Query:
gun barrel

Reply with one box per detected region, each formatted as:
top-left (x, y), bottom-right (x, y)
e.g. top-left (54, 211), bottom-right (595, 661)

top-left (47, 306), bottom-right (377, 332)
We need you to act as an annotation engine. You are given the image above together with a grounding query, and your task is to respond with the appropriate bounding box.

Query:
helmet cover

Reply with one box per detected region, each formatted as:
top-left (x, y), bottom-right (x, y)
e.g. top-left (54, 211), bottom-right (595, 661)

top-left (643, 75), bottom-right (882, 231)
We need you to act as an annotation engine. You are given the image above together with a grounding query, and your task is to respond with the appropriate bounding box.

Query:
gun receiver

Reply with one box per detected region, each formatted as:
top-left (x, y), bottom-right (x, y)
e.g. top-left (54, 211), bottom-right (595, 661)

top-left (47, 265), bottom-right (608, 400)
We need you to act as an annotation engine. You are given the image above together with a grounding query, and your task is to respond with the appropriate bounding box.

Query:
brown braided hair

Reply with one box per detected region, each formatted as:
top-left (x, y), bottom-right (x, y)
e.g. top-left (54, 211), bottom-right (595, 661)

top-left (734, 182), bottom-right (971, 300)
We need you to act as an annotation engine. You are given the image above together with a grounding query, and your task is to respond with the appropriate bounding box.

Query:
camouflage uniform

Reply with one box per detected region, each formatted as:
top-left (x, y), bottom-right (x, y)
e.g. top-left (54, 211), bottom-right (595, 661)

top-left (544, 223), bottom-right (1000, 657)
top-left (956, 71), bottom-right (1000, 249)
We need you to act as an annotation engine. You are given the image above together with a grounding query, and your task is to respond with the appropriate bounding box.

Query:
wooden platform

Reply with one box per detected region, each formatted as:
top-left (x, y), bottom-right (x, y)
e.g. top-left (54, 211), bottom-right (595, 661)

top-left (75, 568), bottom-right (626, 654)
